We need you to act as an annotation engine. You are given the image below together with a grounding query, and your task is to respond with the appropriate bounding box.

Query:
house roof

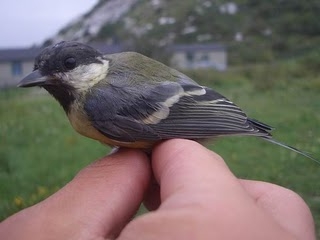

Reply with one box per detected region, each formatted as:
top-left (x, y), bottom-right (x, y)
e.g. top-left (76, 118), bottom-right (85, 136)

top-left (169, 43), bottom-right (225, 52)
top-left (0, 47), bottom-right (43, 62)
top-left (90, 42), bottom-right (124, 54)
top-left (0, 42), bottom-right (225, 62)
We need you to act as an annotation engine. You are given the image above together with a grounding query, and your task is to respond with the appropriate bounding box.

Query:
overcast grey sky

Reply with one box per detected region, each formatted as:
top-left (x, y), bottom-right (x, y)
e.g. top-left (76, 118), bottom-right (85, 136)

top-left (0, 0), bottom-right (98, 48)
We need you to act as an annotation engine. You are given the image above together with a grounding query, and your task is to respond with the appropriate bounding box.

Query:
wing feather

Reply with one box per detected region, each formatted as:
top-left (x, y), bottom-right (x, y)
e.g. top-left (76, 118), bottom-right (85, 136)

top-left (84, 57), bottom-right (271, 143)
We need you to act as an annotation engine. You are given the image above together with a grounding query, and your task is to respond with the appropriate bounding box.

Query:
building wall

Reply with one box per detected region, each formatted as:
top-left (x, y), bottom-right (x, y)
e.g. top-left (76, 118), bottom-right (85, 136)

top-left (0, 60), bottom-right (34, 87)
top-left (170, 50), bottom-right (227, 71)
top-left (171, 52), bottom-right (188, 70)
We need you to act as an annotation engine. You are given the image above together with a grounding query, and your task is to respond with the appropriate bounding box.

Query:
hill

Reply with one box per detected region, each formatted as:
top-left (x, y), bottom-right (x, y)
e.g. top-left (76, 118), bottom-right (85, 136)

top-left (45, 0), bottom-right (320, 64)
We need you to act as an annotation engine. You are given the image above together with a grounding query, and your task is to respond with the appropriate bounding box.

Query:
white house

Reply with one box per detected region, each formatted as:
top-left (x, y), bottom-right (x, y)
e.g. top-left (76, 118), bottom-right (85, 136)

top-left (0, 47), bottom-right (42, 87)
top-left (169, 43), bottom-right (227, 71)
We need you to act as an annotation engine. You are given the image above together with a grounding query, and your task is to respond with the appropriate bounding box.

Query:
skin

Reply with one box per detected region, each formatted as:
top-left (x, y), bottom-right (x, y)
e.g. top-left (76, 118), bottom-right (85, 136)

top-left (0, 139), bottom-right (315, 240)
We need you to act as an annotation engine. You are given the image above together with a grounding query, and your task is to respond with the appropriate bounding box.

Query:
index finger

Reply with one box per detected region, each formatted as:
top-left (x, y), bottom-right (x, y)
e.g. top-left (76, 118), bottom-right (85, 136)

top-left (151, 139), bottom-right (250, 209)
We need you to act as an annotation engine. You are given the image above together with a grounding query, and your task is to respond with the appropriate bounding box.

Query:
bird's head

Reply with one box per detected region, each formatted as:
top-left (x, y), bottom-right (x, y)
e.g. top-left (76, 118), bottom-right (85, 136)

top-left (18, 41), bottom-right (110, 111)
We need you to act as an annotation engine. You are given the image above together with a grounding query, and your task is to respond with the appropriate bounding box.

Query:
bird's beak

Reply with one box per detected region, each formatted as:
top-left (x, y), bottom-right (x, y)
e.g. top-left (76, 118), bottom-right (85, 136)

top-left (17, 70), bottom-right (48, 88)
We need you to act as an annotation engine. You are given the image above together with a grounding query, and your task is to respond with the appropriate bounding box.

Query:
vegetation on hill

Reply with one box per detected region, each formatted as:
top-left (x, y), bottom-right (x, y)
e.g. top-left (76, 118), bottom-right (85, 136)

top-left (45, 0), bottom-right (320, 65)
top-left (92, 0), bottom-right (320, 63)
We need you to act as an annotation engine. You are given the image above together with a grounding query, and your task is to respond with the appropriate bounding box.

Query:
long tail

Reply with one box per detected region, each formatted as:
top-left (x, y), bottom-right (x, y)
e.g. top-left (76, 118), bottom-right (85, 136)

top-left (262, 137), bottom-right (320, 164)
top-left (248, 118), bottom-right (320, 164)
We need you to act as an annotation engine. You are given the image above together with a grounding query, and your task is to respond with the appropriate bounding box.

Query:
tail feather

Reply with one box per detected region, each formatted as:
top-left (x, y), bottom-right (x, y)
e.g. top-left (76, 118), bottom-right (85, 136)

top-left (248, 118), bottom-right (319, 164)
top-left (248, 118), bottom-right (274, 132)
top-left (261, 136), bottom-right (320, 164)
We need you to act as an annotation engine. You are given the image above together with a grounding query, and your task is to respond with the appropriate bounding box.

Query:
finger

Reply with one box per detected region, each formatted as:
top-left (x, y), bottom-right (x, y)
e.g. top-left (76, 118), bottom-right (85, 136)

top-left (240, 180), bottom-right (316, 240)
top-left (39, 148), bottom-right (150, 239)
top-left (120, 140), bottom-right (297, 239)
top-left (151, 139), bottom-right (248, 209)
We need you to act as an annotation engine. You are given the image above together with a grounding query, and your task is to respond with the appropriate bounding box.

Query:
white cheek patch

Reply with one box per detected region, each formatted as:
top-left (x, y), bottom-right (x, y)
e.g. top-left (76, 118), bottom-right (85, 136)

top-left (61, 58), bottom-right (109, 91)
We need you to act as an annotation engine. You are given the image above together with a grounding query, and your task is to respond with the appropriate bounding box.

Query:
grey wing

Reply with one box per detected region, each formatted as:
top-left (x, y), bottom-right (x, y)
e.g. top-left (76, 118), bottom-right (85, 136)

top-left (149, 85), bottom-right (272, 138)
top-left (84, 79), bottom-right (272, 143)
top-left (84, 80), bottom-right (182, 142)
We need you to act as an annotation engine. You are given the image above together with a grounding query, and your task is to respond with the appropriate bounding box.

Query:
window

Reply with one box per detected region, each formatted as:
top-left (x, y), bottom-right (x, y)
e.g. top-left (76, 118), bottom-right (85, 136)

top-left (200, 54), bottom-right (209, 61)
top-left (186, 52), bottom-right (194, 62)
top-left (11, 61), bottom-right (23, 76)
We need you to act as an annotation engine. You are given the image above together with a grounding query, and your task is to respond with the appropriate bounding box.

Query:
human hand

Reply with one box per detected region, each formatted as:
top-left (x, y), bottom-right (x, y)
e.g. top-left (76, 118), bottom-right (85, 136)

top-left (0, 139), bottom-right (315, 240)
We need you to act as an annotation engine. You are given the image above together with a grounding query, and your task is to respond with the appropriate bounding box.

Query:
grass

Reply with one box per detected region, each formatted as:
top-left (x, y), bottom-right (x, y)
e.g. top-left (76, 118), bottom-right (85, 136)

top-left (0, 89), bottom-right (109, 217)
top-left (1, 63), bottom-right (320, 236)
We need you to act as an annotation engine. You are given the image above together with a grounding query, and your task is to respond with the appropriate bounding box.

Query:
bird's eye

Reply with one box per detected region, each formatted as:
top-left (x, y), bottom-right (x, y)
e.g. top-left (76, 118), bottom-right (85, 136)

top-left (64, 57), bottom-right (77, 70)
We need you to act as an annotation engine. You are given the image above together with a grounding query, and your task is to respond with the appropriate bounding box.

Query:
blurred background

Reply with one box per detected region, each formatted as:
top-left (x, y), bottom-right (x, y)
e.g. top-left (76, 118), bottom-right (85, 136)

top-left (0, 0), bottom-right (320, 236)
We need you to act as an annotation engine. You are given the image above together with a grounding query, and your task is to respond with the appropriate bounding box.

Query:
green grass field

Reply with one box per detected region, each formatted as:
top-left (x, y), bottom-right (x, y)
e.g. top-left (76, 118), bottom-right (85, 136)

top-left (1, 63), bottom-right (320, 236)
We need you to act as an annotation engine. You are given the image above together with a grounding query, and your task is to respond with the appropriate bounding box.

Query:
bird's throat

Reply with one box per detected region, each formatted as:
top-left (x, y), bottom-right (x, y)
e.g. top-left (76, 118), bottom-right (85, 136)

top-left (43, 84), bottom-right (76, 113)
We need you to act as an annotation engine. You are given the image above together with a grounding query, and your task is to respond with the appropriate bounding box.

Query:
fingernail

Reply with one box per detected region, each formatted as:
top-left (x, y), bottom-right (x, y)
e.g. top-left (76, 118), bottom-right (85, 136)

top-left (108, 146), bottom-right (120, 156)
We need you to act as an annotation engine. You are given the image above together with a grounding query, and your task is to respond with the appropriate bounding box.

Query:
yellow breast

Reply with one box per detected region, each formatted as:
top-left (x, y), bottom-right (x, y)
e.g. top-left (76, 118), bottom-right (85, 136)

top-left (67, 102), bottom-right (155, 149)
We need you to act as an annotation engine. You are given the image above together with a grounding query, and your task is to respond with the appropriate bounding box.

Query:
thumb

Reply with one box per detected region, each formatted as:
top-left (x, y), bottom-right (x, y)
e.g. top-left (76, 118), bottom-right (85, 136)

top-left (0, 149), bottom-right (151, 240)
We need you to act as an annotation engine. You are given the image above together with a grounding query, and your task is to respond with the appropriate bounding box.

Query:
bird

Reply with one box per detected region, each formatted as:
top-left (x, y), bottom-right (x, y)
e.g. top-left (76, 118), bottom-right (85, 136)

top-left (18, 41), bottom-right (318, 163)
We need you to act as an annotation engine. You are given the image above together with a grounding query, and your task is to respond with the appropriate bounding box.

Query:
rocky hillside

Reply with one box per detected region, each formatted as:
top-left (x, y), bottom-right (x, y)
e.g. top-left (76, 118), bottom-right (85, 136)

top-left (45, 0), bottom-right (320, 64)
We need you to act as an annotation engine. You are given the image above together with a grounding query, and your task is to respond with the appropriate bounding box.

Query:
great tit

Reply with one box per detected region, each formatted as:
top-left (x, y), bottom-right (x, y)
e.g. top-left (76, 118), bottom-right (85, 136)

top-left (18, 41), bottom-right (318, 162)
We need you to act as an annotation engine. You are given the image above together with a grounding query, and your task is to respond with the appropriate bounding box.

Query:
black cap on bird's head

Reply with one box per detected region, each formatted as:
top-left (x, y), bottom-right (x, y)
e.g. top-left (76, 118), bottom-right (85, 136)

top-left (18, 41), bottom-right (109, 111)
top-left (18, 41), bottom-right (104, 88)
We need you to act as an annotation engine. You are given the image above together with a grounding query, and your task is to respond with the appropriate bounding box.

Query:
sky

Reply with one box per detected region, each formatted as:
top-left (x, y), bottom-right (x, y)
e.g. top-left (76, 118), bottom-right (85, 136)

top-left (0, 0), bottom-right (98, 48)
